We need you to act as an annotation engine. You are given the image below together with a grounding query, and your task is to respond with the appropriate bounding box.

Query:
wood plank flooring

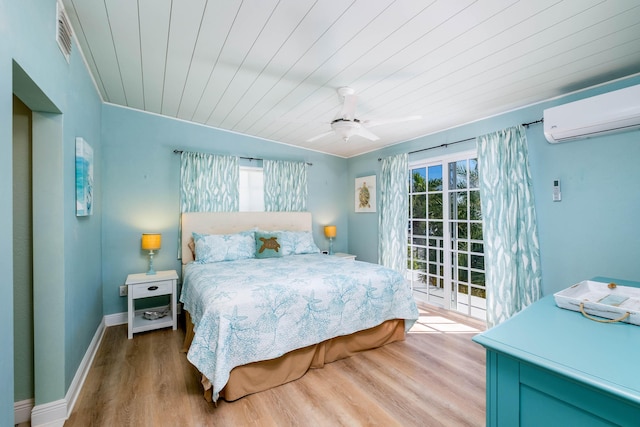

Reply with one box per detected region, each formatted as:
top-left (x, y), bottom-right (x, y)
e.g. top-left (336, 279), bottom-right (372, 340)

top-left (62, 305), bottom-right (486, 427)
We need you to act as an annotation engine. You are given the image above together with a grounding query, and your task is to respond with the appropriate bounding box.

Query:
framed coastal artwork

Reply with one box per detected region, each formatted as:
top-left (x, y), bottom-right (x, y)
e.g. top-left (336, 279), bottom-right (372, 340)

top-left (355, 175), bottom-right (376, 213)
top-left (75, 137), bottom-right (94, 216)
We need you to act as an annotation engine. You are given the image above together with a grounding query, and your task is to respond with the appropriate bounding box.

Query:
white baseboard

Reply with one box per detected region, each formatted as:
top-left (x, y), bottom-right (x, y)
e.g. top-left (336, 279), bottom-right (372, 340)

top-left (104, 311), bottom-right (127, 326)
top-left (30, 399), bottom-right (66, 427)
top-left (14, 398), bottom-right (34, 424)
top-left (65, 317), bottom-right (106, 416)
top-left (29, 317), bottom-right (106, 426)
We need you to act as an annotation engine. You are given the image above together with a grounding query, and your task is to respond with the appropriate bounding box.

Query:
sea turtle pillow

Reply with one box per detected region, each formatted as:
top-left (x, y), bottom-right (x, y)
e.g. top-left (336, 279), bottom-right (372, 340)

top-left (255, 231), bottom-right (283, 259)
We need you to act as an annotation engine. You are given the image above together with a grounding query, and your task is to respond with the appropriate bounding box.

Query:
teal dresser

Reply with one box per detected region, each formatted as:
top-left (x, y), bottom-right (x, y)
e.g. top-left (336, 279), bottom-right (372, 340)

top-left (473, 277), bottom-right (640, 426)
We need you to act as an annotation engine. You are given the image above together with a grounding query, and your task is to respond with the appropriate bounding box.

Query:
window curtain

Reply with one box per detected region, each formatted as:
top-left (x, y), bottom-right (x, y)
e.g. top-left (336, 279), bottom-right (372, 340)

top-left (263, 160), bottom-right (308, 211)
top-left (179, 151), bottom-right (239, 257)
top-left (378, 153), bottom-right (408, 273)
top-left (476, 125), bottom-right (542, 327)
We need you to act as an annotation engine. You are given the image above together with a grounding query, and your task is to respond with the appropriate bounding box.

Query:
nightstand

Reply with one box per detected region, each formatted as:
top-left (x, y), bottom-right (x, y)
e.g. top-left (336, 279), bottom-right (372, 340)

top-left (333, 252), bottom-right (357, 261)
top-left (126, 269), bottom-right (178, 339)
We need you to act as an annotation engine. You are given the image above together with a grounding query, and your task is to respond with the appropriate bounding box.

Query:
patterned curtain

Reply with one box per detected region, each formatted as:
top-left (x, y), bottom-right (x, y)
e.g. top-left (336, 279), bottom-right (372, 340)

top-left (476, 125), bottom-right (542, 327)
top-left (378, 153), bottom-right (408, 273)
top-left (179, 151), bottom-right (239, 257)
top-left (263, 160), bottom-right (308, 211)
top-left (180, 151), bottom-right (239, 213)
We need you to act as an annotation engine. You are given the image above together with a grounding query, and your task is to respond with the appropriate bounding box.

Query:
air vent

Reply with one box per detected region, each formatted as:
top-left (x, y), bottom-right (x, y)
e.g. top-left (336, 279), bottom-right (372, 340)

top-left (56, 1), bottom-right (72, 62)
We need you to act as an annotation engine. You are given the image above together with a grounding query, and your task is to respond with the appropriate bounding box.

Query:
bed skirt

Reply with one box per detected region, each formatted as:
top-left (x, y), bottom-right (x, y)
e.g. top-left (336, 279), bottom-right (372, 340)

top-left (183, 311), bottom-right (406, 402)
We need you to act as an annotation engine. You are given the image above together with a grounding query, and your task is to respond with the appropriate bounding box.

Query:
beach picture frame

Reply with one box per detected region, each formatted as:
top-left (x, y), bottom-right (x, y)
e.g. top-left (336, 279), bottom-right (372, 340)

top-left (75, 137), bottom-right (94, 216)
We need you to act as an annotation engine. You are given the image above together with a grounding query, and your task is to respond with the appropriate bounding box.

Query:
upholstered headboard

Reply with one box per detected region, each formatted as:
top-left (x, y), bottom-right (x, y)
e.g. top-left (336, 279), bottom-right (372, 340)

top-left (181, 211), bottom-right (313, 264)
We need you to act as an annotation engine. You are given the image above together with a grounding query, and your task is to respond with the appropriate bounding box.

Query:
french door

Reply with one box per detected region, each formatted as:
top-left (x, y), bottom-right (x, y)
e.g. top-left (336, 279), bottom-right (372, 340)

top-left (407, 151), bottom-right (486, 319)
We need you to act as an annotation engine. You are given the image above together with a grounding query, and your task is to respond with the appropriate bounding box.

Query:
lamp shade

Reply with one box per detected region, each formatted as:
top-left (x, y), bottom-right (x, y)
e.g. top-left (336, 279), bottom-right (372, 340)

top-left (141, 233), bottom-right (162, 250)
top-left (324, 225), bottom-right (337, 238)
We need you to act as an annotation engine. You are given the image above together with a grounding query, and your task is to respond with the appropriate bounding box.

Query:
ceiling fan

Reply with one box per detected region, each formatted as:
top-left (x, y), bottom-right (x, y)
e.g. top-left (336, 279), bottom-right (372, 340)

top-left (307, 87), bottom-right (421, 143)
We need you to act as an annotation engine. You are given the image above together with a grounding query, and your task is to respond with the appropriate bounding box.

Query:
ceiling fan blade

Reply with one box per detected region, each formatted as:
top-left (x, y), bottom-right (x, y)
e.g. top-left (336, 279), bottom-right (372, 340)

top-left (353, 125), bottom-right (380, 141)
top-left (364, 115), bottom-right (422, 128)
top-left (306, 130), bottom-right (335, 143)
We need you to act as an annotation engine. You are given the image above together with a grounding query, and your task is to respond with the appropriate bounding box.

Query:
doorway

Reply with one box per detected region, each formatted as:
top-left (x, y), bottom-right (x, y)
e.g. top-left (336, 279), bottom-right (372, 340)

top-left (13, 95), bottom-right (34, 411)
top-left (408, 151), bottom-right (487, 320)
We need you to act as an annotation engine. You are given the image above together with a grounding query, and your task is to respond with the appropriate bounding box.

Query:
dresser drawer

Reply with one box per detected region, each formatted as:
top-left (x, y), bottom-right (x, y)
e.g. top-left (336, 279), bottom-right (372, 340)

top-left (130, 280), bottom-right (173, 298)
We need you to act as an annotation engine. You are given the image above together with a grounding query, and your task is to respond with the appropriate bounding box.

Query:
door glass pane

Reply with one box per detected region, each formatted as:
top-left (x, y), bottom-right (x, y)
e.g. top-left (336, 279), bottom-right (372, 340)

top-left (458, 253), bottom-right (468, 267)
top-left (471, 271), bottom-right (485, 287)
top-left (469, 159), bottom-right (479, 188)
top-left (471, 242), bottom-right (484, 253)
top-left (452, 192), bottom-right (468, 220)
top-left (428, 165), bottom-right (443, 190)
top-left (429, 193), bottom-right (443, 219)
top-left (457, 222), bottom-right (468, 239)
top-left (412, 194), bottom-right (426, 218)
top-left (469, 190), bottom-right (482, 220)
top-left (412, 220), bottom-right (427, 236)
top-left (429, 221), bottom-right (443, 237)
top-left (411, 168), bottom-right (426, 192)
top-left (470, 222), bottom-right (483, 240)
top-left (450, 160), bottom-right (468, 189)
top-left (412, 237), bottom-right (426, 247)
top-left (471, 254), bottom-right (484, 271)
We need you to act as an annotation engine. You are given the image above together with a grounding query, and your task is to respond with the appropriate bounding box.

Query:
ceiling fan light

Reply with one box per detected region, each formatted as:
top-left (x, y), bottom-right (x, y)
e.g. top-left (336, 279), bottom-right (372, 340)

top-left (332, 120), bottom-right (357, 142)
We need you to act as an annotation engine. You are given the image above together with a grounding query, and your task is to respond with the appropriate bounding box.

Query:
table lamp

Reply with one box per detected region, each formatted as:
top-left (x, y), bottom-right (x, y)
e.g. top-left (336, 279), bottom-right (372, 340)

top-left (324, 225), bottom-right (336, 255)
top-left (141, 233), bottom-right (161, 275)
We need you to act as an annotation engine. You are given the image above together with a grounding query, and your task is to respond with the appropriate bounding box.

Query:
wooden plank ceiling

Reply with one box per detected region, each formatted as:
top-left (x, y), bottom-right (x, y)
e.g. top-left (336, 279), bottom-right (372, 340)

top-left (63, 0), bottom-right (640, 157)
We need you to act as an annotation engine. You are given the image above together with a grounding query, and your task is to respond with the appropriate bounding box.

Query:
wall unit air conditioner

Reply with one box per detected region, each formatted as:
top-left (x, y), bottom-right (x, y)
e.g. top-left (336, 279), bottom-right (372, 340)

top-left (543, 84), bottom-right (640, 143)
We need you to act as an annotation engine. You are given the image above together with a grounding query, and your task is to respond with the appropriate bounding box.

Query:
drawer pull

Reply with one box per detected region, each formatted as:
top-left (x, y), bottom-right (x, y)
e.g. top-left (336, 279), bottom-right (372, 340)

top-left (147, 286), bottom-right (159, 291)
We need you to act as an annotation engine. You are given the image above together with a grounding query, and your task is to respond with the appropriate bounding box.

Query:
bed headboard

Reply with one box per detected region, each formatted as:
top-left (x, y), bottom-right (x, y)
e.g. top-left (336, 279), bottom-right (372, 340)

top-left (181, 211), bottom-right (312, 264)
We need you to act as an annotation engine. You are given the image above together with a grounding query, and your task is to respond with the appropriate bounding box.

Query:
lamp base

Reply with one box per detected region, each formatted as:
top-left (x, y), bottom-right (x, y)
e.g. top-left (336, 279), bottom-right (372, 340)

top-left (328, 238), bottom-right (334, 255)
top-left (146, 250), bottom-right (157, 275)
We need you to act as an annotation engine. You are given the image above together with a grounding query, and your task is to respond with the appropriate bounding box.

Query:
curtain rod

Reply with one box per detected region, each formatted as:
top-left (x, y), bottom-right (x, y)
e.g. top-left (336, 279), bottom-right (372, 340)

top-left (379, 118), bottom-right (544, 160)
top-left (173, 149), bottom-right (312, 166)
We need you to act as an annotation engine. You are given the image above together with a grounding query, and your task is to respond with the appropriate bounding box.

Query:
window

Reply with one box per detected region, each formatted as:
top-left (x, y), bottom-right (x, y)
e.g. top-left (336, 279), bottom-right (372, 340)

top-left (239, 166), bottom-right (264, 211)
top-left (408, 151), bottom-right (486, 319)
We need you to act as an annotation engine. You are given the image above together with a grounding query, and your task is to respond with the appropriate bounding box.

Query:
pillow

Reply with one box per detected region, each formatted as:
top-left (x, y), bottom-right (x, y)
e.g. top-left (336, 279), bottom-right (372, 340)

top-left (255, 231), bottom-right (283, 259)
top-left (192, 230), bottom-right (255, 263)
top-left (278, 230), bottom-right (320, 255)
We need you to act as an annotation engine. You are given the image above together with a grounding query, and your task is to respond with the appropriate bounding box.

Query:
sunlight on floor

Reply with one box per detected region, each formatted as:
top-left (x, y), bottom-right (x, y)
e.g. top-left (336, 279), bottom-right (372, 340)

top-left (409, 308), bottom-right (483, 334)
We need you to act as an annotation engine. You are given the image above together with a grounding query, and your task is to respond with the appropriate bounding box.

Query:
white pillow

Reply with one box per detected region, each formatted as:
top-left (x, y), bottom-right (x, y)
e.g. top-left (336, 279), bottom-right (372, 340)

top-left (192, 230), bottom-right (255, 263)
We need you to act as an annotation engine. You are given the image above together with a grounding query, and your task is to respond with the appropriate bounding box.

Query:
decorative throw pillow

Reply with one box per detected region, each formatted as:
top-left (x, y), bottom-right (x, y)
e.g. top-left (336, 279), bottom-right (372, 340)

top-left (278, 230), bottom-right (320, 255)
top-left (255, 231), bottom-right (283, 259)
top-left (192, 230), bottom-right (256, 263)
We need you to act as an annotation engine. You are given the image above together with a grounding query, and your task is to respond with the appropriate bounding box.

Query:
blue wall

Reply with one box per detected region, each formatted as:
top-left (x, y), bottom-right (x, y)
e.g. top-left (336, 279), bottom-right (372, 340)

top-left (1, 0), bottom-right (103, 420)
top-left (101, 105), bottom-right (349, 315)
top-left (348, 75), bottom-right (640, 296)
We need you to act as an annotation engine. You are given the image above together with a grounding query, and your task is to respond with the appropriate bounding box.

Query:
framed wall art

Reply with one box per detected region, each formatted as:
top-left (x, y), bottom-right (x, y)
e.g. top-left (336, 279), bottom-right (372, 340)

top-left (355, 175), bottom-right (376, 213)
top-left (75, 137), bottom-right (94, 216)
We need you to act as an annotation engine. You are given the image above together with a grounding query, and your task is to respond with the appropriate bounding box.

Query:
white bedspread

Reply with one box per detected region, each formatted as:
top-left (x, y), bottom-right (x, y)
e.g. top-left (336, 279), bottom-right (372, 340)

top-left (180, 254), bottom-right (418, 402)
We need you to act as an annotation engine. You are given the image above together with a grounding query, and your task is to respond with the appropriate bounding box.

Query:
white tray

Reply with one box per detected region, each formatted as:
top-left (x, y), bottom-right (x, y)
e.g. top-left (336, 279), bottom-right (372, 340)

top-left (554, 280), bottom-right (640, 325)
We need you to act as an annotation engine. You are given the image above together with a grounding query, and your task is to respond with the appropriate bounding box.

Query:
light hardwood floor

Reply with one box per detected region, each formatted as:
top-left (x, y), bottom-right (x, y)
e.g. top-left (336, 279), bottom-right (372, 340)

top-left (59, 304), bottom-right (486, 427)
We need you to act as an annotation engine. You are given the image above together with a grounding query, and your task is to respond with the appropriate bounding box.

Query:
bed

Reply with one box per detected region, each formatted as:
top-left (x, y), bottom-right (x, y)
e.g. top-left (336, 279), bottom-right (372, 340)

top-left (179, 212), bottom-right (419, 403)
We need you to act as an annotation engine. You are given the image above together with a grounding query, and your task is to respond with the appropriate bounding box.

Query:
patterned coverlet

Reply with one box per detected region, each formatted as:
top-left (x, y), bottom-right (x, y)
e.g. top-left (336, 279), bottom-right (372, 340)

top-left (180, 254), bottom-right (419, 402)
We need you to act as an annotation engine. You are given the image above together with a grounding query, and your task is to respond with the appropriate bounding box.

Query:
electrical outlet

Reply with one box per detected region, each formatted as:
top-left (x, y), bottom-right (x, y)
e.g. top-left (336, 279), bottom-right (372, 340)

top-left (119, 285), bottom-right (127, 297)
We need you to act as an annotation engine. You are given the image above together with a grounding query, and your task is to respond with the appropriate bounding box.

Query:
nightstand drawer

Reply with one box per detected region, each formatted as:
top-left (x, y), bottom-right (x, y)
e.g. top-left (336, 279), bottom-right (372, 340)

top-left (130, 280), bottom-right (173, 298)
